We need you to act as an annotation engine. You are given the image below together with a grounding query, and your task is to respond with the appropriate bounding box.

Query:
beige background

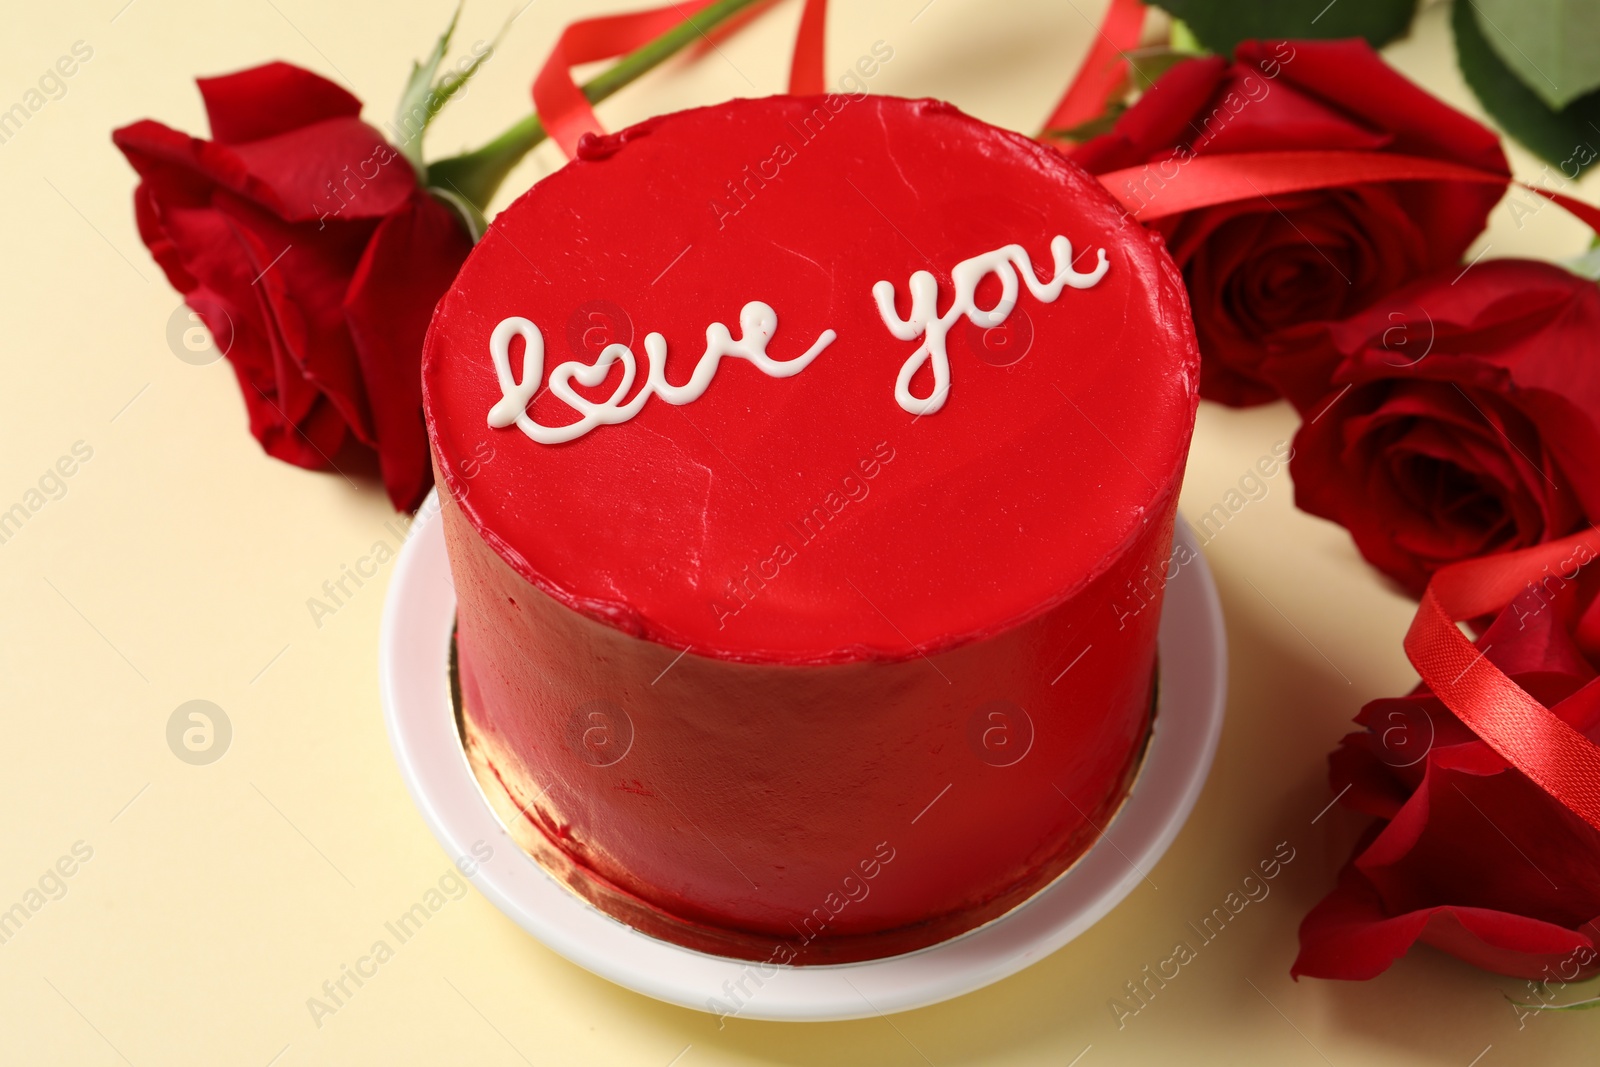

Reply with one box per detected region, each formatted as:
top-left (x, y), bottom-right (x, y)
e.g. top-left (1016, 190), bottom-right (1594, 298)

top-left (3, 0), bottom-right (1598, 1062)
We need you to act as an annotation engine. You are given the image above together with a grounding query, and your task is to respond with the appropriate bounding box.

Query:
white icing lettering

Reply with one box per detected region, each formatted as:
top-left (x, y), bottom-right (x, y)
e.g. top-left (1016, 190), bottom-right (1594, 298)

top-left (488, 301), bottom-right (835, 443)
top-left (873, 236), bottom-right (1109, 415)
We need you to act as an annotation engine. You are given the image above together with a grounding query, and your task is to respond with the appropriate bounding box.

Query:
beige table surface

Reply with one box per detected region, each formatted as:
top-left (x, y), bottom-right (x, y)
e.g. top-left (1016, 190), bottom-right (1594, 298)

top-left (4, 0), bottom-right (1599, 1063)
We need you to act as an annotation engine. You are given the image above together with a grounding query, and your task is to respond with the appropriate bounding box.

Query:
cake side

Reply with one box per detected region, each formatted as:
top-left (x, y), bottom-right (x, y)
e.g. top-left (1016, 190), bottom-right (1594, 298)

top-left (443, 477), bottom-right (1175, 962)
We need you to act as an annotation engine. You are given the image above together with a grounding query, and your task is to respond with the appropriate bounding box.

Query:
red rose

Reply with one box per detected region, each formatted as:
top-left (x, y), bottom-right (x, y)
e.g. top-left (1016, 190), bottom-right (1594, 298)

top-left (113, 62), bottom-right (472, 511)
top-left (1294, 559), bottom-right (1600, 982)
top-left (1286, 259), bottom-right (1600, 597)
top-left (1072, 39), bottom-right (1508, 406)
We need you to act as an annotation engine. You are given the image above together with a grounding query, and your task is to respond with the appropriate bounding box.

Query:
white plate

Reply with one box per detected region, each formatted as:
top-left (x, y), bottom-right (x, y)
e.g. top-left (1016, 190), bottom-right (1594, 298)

top-left (380, 494), bottom-right (1226, 1022)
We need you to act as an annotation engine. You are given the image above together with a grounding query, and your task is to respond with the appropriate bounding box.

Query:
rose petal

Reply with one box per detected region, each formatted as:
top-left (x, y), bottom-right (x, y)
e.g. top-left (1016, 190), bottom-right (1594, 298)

top-left (214, 189), bottom-right (377, 446)
top-left (1360, 759), bottom-right (1600, 926)
top-left (1295, 861), bottom-right (1597, 980)
top-left (1074, 39), bottom-right (1508, 409)
top-left (1192, 66), bottom-right (1390, 156)
top-left (197, 61), bottom-right (362, 145)
top-left (1069, 55), bottom-right (1229, 172)
top-left (229, 121), bottom-right (415, 222)
top-left (344, 191), bottom-right (473, 510)
top-left (1235, 39), bottom-right (1508, 175)
top-left (115, 116), bottom-right (414, 224)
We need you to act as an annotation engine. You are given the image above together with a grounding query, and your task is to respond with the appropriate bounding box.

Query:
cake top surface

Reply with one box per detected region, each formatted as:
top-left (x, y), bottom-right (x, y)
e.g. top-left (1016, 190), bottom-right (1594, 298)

top-left (423, 94), bottom-right (1198, 664)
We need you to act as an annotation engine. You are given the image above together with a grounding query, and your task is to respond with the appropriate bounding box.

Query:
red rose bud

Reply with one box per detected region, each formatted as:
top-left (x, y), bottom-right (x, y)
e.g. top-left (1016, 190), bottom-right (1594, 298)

top-left (1072, 39), bottom-right (1508, 407)
top-left (113, 62), bottom-right (473, 511)
top-left (1294, 565), bottom-right (1600, 981)
top-left (1285, 259), bottom-right (1600, 597)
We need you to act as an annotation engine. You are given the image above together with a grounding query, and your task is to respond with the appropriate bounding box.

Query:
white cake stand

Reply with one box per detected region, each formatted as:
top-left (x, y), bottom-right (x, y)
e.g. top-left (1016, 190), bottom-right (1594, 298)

top-left (379, 491), bottom-right (1227, 1022)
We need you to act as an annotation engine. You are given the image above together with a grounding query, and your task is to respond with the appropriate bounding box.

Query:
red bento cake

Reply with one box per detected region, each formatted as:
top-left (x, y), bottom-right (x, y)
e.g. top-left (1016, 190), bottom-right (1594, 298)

top-left (421, 94), bottom-right (1199, 964)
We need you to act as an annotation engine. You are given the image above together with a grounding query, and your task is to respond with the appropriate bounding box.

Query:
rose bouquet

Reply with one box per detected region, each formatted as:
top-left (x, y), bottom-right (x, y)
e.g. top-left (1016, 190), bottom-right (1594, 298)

top-left (1047, 0), bottom-right (1600, 590)
top-left (1284, 261), bottom-right (1600, 597)
top-left (1294, 533), bottom-right (1600, 983)
top-left (1070, 38), bottom-right (1509, 406)
top-left (1038, 0), bottom-right (1600, 1004)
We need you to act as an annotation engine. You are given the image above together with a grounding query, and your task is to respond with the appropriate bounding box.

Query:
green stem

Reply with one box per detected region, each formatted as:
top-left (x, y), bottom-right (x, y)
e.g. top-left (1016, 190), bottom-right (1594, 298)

top-left (427, 0), bottom-right (769, 212)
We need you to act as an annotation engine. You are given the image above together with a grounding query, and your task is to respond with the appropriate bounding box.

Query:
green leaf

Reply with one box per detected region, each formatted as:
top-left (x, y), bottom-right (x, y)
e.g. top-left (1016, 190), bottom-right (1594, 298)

top-left (1146, 0), bottom-right (1420, 57)
top-left (1507, 986), bottom-right (1600, 1013)
top-left (1562, 244), bottom-right (1600, 280)
top-left (392, 3), bottom-right (463, 171)
top-left (1169, 19), bottom-right (1208, 56)
top-left (425, 0), bottom-right (768, 214)
top-left (428, 185), bottom-right (487, 242)
top-left (391, 4), bottom-right (508, 172)
top-left (1468, 0), bottom-right (1600, 110)
top-left (1041, 103), bottom-right (1129, 144)
top-left (1453, 0), bottom-right (1600, 176)
top-left (1128, 46), bottom-right (1202, 88)
top-left (1038, 47), bottom-right (1200, 145)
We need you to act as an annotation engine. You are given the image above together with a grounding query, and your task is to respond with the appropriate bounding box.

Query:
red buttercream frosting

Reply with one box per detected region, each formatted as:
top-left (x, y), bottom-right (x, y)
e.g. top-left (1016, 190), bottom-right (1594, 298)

top-left (423, 95), bottom-right (1199, 963)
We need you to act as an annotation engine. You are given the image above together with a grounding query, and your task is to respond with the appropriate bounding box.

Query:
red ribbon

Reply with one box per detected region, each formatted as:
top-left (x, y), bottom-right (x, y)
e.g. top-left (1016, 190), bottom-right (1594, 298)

top-left (788, 0), bottom-right (829, 96)
top-left (535, 0), bottom-right (829, 160)
top-left (1095, 148), bottom-right (1600, 232)
top-left (1042, 0), bottom-right (1146, 132)
top-left (534, 0), bottom-right (717, 159)
top-left (1406, 530), bottom-right (1600, 833)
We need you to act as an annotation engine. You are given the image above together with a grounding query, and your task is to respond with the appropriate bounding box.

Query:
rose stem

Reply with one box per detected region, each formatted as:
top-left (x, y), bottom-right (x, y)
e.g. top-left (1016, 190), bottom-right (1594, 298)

top-left (427, 0), bottom-right (770, 213)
